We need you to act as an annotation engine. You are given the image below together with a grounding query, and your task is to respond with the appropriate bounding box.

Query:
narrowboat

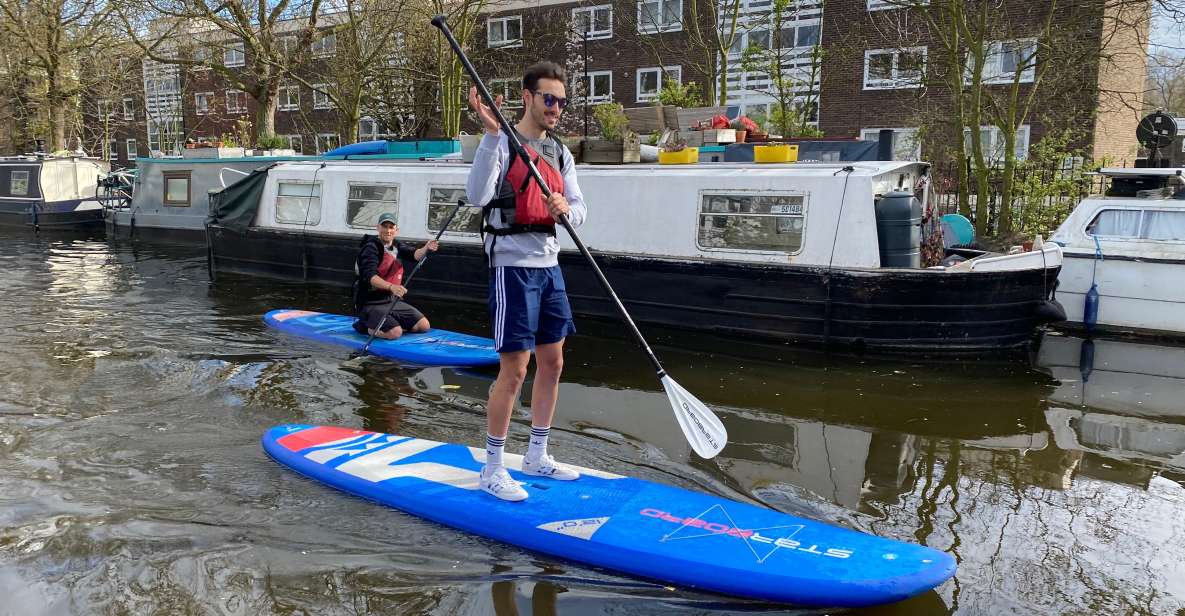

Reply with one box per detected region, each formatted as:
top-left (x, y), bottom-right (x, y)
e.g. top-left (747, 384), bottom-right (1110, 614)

top-left (207, 159), bottom-right (1064, 352)
top-left (0, 156), bottom-right (110, 230)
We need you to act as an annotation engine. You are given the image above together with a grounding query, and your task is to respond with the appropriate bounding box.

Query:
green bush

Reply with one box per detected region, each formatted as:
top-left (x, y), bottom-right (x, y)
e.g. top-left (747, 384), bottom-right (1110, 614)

top-left (1013, 129), bottom-right (1099, 237)
top-left (656, 80), bottom-right (704, 108)
top-left (593, 103), bottom-right (631, 142)
top-left (255, 133), bottom-right (288, 150)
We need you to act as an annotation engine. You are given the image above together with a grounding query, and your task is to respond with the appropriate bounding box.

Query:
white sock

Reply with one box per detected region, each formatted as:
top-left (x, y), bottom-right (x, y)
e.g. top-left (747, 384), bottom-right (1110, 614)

top-left (485, 433), bottom-right (505, 471)
top-left (527, 425), bottom-right (550, 460)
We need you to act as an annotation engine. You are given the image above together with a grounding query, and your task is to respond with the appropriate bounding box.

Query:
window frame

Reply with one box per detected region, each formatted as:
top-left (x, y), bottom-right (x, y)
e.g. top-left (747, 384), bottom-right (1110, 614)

top-left (1085, 208), bottom-right (1185, 243)
top-left (636, 65), bottom-right (681, 103)
top-left (108, 139), bottom-right (119, 160)
top-left (490, 78), bottom-right (524, 109)
top-left (312, 84), bottom-right (333, 110)
top-left (316, 133), bottom-right (341, 154)
top-left (867, 0), bottom-right (928, 10)
top-left (962, 124), bottom-right (1031, 164)
top-left (583, 70), bottom-right (614, 104)
top-left (224, 41), bottom-right (245, 67)
top-left (695, 189), bottom-right (809, 255)
top-left (122, 97), bottom-right (136, 120)
top-left (572, 4), bottom-right (613, 40)
top-left (225, 89), bottom-right (247, 114)
top-left (311, 32), bottom-right (336, 58)
top-left (637, 0), bottom-right (683, 34)
top-left (284, 134), bottom-right (303, 153)
top-left (426, 185), bottom-right (483, 237)
top-left (162, 170), bottom-right (192, 207)
top-left (863, 47), bottom-right (927, 90)
top-left (10, 170), bottom-right (30, 196)
top-left (274, 180), bottom-right (323, 225)
top-left (487, 15), bottom-right (523, 48)
top-left (859, 127), bottom-right (921, 161)
top-left (195, 92), bottom-right (211, 115)
top-left (126, 138), bottom-right (139, 159)
top-left (345, 182), bottom-right (400, 229)
top-left (980, 38), bottom-right (1038, 85)
top-left (277, 84), bottom-right (300, 111)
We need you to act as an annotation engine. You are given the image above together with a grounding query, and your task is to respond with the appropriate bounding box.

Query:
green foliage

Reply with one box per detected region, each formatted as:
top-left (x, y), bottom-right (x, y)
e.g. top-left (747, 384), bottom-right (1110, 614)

top-left (255, 133), bottom-right (288, 149)
top-left (592, 103), bottom-right (631, 142)
top-left (656, 80), bottom-right (704, 108)
top-left (769, 104), bottom-right (822, 138)
top-left (1012, 129), bottom-right (1099, 237)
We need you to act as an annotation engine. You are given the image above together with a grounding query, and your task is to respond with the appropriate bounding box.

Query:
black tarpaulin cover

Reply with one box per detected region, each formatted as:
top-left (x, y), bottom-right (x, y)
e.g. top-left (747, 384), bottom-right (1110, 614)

top-left (208, 163), bottom-right (275, 233)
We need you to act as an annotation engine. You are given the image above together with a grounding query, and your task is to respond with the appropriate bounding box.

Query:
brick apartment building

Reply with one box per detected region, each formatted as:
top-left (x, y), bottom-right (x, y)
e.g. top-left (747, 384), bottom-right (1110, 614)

top-left (79, 0), bottom-right (1149, 167)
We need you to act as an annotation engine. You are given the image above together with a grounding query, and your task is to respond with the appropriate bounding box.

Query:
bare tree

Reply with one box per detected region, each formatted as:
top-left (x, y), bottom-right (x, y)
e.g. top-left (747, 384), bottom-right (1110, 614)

top-left (115, 0), bottom-right (329, 141)
top-left (738, 0), bottom-right (823, 136)
top-left (0, 0), bottom-right (114, 150)
top-left (1146, 51), bottom-right (1185, 114)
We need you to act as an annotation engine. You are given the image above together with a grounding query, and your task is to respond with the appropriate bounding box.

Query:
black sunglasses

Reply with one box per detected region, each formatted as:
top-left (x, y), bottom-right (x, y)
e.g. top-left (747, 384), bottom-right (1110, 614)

top-left (530, 90), bottom-right (569, 110)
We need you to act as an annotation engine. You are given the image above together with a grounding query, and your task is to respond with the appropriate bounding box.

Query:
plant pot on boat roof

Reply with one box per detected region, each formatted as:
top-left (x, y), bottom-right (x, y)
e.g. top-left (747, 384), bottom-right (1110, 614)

top-left (583, 103), bottom-right (641, 164)
top-left (658, 134), bottom-right (697, 165)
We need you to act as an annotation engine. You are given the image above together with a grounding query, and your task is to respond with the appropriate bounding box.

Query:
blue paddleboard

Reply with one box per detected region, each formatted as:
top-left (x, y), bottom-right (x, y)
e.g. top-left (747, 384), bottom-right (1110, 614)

top-left (264, 309), bottom-right (498, 367)
top-left (263, 424), bottom-right (956, 606)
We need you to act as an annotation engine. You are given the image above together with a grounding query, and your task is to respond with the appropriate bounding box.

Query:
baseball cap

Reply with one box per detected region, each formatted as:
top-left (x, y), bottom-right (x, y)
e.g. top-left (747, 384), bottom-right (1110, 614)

top-left (377, 212), bottom-right (397, 226)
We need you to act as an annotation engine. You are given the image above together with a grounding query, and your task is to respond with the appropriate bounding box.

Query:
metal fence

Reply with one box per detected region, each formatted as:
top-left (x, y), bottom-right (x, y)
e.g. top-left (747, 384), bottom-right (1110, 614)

top-left (926, 159), bottom-right (1119, 237)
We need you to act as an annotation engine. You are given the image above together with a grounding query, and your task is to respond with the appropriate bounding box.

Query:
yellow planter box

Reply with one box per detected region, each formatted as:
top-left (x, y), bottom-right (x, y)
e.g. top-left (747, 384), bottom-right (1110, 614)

top-left (754, 144), bottom-right (799, 164)
top-left (659, 147), bottom-right (699, 165)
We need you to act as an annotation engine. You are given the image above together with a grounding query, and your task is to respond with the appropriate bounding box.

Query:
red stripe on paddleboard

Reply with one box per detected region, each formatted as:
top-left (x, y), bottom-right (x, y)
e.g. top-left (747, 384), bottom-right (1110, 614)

top-left (276, 426), bottom-right (373, 451)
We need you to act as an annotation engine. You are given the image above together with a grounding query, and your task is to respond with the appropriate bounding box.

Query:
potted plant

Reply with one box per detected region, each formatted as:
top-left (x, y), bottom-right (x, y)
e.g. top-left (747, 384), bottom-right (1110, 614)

top-left (584, 103), bottom-right (640, 164)
top-left (731, 116), bottom-right (761, 144)
top-left (658, 134), bottom-right (697, 165)
top-left (255, 133), bottom-right (295, 156)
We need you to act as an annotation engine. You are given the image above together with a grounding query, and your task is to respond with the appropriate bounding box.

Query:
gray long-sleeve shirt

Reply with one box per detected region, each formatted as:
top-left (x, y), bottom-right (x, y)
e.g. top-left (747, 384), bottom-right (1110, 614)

top-left (465, 131), bottom-right (586, 268)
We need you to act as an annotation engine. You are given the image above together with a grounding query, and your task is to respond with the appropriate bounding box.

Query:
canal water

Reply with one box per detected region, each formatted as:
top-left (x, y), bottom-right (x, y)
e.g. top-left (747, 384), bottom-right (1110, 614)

top-left (1, 230), bottom-right (1182, 615)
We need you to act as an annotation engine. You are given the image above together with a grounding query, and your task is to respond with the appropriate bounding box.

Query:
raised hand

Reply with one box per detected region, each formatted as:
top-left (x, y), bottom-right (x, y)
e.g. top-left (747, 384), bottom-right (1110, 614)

top-left (469, 85), bottom-right (503, 136)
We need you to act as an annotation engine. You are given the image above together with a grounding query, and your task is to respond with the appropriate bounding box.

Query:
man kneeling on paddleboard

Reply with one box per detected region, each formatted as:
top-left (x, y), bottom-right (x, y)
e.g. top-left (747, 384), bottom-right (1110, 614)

top-left (466, 61), bottom-right (586, 501)
top-left (352, 212), bottom-right (438, 340)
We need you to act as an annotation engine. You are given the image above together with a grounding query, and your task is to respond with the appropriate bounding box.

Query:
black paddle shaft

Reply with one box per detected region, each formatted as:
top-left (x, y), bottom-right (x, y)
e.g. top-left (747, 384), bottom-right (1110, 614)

top-left (362, 198), bottom-right (467, 355)
top-left (431, 15), bottom-right (666, 377)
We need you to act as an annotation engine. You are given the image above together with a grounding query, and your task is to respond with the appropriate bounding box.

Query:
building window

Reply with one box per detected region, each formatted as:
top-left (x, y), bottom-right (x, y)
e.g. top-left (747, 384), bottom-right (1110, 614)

top-left (109, 139), bottom-right (118, 160)
top-left (583, 71), bottom-right (613, 104)
top-left (311, 32), bottom-right (336, 58)
top-left (488, 16), bottom-right (522, 48)
top-left (195, 92), bottom-right (211, 115)
top-left (278, 84), bottom-right (300, 111)
top-left (275, 182), bottom-right (321, 224)
top-left (316, 133), bottom-right (340, 154)
top-left (572, 5), bottom-right (613, 40)
top-left (122, 97), bottom-right (136, 120)
top-left (427, 186), bottom-right (482, 235)
top-left (346, 183), bottom-right (399, 228)
top-left (490, 78), bottom-right (524, 108)
top-left (863, 47), bottom-right (926, 90)
top-left (980, 39), bottom-right (1037, 84)
top-left (1087, 209), bottom-right (1185, 242)
top-left (162, 171), bottom-right (191, 206)
top-left (312, 84), bottom-right (333, 110)
top-left (226, 90), bottom-right (246, 114)
top-left (97, 99), bottom-right (114, 118)
top-left (636, 66), bottom-right (681, 102)
top-left (126, 139), bottom-right (139, 158)
top-left (963, 125), bottom-right (1030, 163)
top-left (359, 117), bottom-right (378, 141)
top-left (224, 41), bottom-right (245, 67)
top-left (868, 0), bottom-right (928, 10)
top-left (638, 0), bottom-right (682, 33)
top-left (859, 128), bottom-right (921, 160)
top-left (284, 134), bottom-right (303, 153)
top-left (10, 170), bottom-right (29, 196)
top-left (698, 193), bottom-right (806, 253)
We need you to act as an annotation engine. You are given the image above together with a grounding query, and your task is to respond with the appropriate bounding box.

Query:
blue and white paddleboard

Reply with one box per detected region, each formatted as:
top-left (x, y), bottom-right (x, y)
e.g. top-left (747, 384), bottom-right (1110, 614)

top-left (263, 425), bottom-right (956, 607)
top-left (264, 309), bottom-right (498, 367)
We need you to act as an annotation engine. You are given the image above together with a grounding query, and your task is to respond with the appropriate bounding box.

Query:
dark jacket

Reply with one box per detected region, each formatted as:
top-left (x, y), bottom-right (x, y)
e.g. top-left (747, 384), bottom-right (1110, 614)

top-left (353, 234), bottom-right (416, 311)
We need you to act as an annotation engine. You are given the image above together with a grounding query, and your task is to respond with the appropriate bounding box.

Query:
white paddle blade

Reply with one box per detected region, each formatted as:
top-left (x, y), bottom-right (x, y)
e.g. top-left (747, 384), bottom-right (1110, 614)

top-left (661, 375), bottom-right (728, 459)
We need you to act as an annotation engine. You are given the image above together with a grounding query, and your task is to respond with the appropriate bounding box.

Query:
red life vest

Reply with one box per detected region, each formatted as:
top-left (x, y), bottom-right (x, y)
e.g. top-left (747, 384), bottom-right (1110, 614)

top-left (377, 248), bottom-right (403, 286)
top-left (484, 137), bottom-right (566, 237)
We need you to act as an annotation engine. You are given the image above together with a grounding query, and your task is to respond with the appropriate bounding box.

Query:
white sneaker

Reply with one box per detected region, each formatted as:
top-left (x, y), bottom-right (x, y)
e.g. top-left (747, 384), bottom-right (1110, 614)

top-left (480, 465), bottom-right (528, 501)
top-left (522, 454), bottom-right (580, 481)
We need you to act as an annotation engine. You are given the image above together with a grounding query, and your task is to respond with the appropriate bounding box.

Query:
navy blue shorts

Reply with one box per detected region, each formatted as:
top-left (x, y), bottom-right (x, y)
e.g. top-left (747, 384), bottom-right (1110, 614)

top-left (489, 265), bottom-right (576, 353)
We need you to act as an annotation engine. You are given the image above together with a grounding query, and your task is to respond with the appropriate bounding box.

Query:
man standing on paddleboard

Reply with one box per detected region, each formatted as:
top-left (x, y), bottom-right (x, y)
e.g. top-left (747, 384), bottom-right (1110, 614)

top-left (466, 62), bottom-right (587, 501)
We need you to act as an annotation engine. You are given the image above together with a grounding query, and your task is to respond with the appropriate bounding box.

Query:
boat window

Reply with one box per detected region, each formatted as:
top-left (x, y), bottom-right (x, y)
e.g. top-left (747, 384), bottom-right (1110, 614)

top-left (162, 171), bottom-right (191, 206)
top-left (276, 181), bottom-right (322, 224)
top-left (346, 183), bottom-right (398, 228)
top-left (426, 186), bottom-right (482, 235)
top-left (1087, 209), bottom-right (1185, 242)
top-left (10, 170), bottom-right (29, 196)
top-left (697, 193), bottom-right (806, 252)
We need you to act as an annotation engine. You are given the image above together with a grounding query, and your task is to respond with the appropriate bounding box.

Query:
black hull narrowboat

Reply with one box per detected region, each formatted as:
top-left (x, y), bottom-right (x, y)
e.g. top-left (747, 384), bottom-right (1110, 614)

top-left (0, 156), bottom-right (111, 230)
